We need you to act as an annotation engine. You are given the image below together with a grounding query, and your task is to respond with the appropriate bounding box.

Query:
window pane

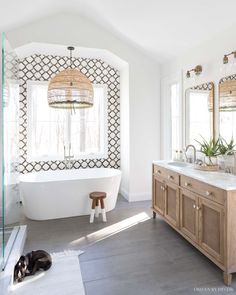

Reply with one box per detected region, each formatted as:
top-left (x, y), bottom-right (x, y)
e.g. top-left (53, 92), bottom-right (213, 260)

top-left (220, 112), bottom-right (236, 142)
top-left (70, 86), bottom-right (106, 157)
top-left (27, 82), bottom-right (107, 161)
top-left (28, 82), bottom-right (66, 160)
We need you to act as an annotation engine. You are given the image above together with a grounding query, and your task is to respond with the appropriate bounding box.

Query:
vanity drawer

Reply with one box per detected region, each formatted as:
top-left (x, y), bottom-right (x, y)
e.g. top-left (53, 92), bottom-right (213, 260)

top-left (180, 175), bottom-right (225, 205)
top-left (153, 165), bottom-right (179, 185)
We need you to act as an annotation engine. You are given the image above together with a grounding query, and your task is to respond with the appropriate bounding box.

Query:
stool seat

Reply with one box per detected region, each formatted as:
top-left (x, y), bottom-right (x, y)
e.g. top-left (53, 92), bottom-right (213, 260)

top-left (89, 191), bottom-right (107, 223)
top-left (89, 192), bottom-right (106, 199)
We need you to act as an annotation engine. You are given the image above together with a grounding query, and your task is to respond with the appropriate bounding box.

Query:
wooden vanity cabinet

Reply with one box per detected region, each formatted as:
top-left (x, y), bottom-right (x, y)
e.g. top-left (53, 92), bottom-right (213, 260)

top-left (152, 165), bottom-right (179, 227)
top-left (152, 163), bottom-right (236, 286)
top-left (198, 197), bottom-right (224, 263)
top-left (180, 189), bottom-right (224, 262)
top-left (180, 189), bottom-right (198, 243)
top-left (153, 176), bottom-right (165, 216)
top-left (164, 182), bottom-right (179, 228)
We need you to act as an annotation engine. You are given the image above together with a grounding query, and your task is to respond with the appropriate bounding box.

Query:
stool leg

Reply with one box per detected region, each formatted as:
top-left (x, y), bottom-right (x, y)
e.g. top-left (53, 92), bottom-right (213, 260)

top-left (95, 199), bottom-right (99, 218)
top-left (100, 199), bottom-right (107, 222)
top-left (90, 199), bottom-right (96, 223)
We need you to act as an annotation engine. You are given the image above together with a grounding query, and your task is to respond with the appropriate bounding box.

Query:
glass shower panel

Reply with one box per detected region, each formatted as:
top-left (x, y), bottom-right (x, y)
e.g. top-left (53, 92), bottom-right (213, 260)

top-left (1, 33), bottom-right (20, 269)
top-left (0, 31), bottom-right (3, 269)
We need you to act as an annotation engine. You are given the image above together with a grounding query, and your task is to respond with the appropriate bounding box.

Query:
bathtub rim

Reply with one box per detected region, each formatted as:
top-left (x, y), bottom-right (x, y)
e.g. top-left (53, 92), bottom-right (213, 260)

top-left (19, 168), bottom-right (122, 184)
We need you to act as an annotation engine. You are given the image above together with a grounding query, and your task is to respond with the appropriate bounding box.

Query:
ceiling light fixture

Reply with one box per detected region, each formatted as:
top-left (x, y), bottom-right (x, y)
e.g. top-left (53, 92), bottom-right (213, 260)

top-left (186, 65), bottom-right (202, 79)
top-left (47, 46), bottom-right (94, 109)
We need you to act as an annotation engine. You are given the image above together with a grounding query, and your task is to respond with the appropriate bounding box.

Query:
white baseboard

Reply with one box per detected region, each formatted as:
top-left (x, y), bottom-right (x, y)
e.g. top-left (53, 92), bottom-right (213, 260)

top-left (0, 225), bottom-right (27, 295)
top-left (128, 192), bottom-right (151, 202)
top-left (119, 187), bottom-right (129, 201)
top-left (120, 187), bottom-right (151, 202)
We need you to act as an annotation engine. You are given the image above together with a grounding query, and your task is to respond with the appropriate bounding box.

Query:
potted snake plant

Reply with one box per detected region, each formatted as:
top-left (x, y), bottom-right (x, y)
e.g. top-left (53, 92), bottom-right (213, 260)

top-left (195, 136), bottom-right (221, 166)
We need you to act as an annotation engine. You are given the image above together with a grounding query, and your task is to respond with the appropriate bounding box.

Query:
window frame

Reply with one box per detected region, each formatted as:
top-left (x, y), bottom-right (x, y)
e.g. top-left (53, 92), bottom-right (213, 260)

top-left (26, 81), bottom-right (108, 162)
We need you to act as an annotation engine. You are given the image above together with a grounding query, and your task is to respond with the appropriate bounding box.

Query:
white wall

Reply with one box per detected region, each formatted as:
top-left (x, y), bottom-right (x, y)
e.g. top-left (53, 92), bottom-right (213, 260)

top-left (7, 12), bottom-right (161, 201)
top-left (161, 23), bottom-right (236, 80)
top-left (160, 23), bottom-right (236, 155)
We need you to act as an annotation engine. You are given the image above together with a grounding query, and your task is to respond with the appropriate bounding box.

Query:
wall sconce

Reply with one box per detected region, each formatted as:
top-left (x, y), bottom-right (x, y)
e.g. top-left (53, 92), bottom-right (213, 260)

top-left (186, 65), bottom-right (202, 78)
top-left (223, 51), bottom-right (236, 64)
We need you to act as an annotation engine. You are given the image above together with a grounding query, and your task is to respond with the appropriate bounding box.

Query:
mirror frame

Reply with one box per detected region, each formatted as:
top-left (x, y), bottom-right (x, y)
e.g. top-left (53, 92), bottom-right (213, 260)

top-left (185, 82), bottom-right (215, 146)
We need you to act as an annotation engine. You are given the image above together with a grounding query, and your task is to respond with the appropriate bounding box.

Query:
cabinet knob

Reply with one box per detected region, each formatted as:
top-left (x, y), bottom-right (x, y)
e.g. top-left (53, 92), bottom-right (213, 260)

top-left (168, 175), bottom-right (174, 180)
top-left (205, 191), bottom-right (212, 196)
top-left (184, 182), bottom-right (191, 187)
top-left (157, 170), bottom-right (161, 174)
top-left (196, 206), bottom-right (201, 210)
top-left (193, 204), bottom-right (196, 209)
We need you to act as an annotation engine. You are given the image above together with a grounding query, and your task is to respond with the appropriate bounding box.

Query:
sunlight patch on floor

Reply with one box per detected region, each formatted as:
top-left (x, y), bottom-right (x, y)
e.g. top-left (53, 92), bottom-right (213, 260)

top-left (11, 272), bottom-right (46, 291)
top-left (70, 212), bottom-right (150, 247)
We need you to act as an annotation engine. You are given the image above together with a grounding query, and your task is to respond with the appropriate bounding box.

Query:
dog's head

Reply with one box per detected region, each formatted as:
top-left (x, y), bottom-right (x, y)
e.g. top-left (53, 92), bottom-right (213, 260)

top-left (14, 256), bottom-right (28, 283)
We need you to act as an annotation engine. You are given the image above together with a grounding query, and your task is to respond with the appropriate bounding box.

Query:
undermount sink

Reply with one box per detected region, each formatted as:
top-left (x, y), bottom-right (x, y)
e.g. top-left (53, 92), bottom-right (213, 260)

top-left (167, 161), bottom-right (188, 168)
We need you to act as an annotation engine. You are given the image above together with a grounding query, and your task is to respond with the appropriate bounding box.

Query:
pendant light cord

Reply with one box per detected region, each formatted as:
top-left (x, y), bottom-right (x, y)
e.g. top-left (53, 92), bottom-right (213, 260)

top-left (70, 49), bottom-right (72, 68)
top-left (67, 46), bottom-right (76, 114)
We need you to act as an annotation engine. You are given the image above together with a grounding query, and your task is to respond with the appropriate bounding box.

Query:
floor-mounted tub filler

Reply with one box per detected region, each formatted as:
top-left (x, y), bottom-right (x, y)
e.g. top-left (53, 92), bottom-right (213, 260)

top-left (19, 168), bottom-right (122, 221)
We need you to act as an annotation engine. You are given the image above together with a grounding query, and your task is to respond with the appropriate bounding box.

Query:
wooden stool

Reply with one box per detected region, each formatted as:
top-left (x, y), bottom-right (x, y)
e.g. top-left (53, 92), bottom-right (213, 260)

top-left (89, 192), bottom-right (107, 223)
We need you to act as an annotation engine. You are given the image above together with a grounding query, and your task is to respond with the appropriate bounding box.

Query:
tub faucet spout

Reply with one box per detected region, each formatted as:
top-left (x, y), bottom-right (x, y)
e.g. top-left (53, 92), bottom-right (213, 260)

top-left (64, 144), bottom-right (74, 169)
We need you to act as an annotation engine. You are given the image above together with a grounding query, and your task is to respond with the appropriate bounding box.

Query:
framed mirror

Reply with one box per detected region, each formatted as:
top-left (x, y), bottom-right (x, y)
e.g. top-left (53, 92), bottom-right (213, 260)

top-left (185, 82), bottom-right (215, 146)
top-left (219, 74), bottom-right (236, 141)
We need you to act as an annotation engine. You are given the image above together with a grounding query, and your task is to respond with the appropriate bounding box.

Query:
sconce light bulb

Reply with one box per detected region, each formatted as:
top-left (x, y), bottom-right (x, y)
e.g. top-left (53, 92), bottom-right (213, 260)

top-left (223, 55), bottom-right (229, 64)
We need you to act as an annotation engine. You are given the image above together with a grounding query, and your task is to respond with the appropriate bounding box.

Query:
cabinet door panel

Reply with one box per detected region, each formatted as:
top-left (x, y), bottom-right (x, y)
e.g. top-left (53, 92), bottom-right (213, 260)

top-left (153, 176), bottom-right (164, 215)
top-left (180, 189), bottom-right (198, 243)
top-left (199, 198), bottom-right (224, 263)
top-left (165, 183), bottom-right (179, 228)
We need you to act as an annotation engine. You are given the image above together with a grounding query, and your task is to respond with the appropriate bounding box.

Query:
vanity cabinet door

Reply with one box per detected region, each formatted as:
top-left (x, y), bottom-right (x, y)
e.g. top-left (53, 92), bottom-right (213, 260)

top-left (164, 182), bottom-right (179, 228)
top-left (153, 176), bottom-right (165, 215)
top-left (198, 197), bottom-right (224, 263)
top-left (180, 189), bottom-right (198, 243)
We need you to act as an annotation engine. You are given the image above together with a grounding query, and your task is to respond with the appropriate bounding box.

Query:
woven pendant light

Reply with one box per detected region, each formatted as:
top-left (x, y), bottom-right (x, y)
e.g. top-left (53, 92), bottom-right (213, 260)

top-left (47, 46), bottom-right (93, 109)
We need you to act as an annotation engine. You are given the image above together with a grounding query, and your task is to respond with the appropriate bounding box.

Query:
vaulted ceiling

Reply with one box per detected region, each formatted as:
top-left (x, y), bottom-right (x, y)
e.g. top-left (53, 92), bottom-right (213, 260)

top-left (1, 0), bottom-right (236, 62)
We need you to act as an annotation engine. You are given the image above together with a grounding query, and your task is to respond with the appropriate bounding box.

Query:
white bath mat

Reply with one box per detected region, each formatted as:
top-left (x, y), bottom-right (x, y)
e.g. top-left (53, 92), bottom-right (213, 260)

top-left (10, 250), bottom-right (85, 295)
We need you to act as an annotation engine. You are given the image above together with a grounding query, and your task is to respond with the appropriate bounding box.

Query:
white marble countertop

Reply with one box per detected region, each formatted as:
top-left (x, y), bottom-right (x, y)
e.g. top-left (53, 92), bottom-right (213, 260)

top-left (153, 160), bottom-right (236, 191)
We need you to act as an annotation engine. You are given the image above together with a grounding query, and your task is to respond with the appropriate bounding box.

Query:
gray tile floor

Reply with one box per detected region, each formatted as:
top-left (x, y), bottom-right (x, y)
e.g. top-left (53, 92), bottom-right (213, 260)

top-left (21, 196), bottom-right (236, 295)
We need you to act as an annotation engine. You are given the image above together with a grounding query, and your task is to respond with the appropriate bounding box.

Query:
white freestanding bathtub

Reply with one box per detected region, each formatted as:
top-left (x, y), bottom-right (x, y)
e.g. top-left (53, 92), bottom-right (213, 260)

top-left (19, 168), bottom-right (122, 221)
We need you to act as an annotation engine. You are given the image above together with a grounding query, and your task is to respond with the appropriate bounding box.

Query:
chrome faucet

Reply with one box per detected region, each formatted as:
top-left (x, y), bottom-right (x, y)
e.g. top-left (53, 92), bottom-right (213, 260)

top-left (64, 144), bottom-right (74, 169)
top-left (185, 144), bottom-right (197, 163)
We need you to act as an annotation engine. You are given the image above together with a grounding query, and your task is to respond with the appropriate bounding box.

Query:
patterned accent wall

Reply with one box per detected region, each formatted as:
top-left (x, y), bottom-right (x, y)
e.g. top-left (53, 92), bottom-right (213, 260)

top-left (18, 54), bottom-right (120, 173)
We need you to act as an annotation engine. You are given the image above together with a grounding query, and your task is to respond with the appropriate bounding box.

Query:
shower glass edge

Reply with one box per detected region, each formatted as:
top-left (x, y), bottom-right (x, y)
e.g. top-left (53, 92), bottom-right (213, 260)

top-left (1, 32), bottom-right (21, 270)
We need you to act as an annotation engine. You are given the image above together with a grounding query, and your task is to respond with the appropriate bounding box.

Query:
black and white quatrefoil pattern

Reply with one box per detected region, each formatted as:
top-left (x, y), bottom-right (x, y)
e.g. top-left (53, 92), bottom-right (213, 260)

top-left (18, 54), bottom-right (120, 174)
top-left (192, 82), bottom-right (213, 91)
top-left (220, 74), bottom-right (236, 84)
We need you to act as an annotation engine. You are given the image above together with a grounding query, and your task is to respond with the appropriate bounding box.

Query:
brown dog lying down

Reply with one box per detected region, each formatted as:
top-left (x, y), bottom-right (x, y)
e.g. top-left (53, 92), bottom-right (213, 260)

top-left (14, 250), bottom-right (52, 283)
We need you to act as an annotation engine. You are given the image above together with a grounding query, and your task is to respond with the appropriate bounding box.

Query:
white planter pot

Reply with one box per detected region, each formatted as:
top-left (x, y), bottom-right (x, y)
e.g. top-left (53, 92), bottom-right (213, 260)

top-left (204, 156), bottom-right (218, 166)
top-left (217, 155), bottom-right (226, 170)
top-left (225, 154), bottom-right (234, 173)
